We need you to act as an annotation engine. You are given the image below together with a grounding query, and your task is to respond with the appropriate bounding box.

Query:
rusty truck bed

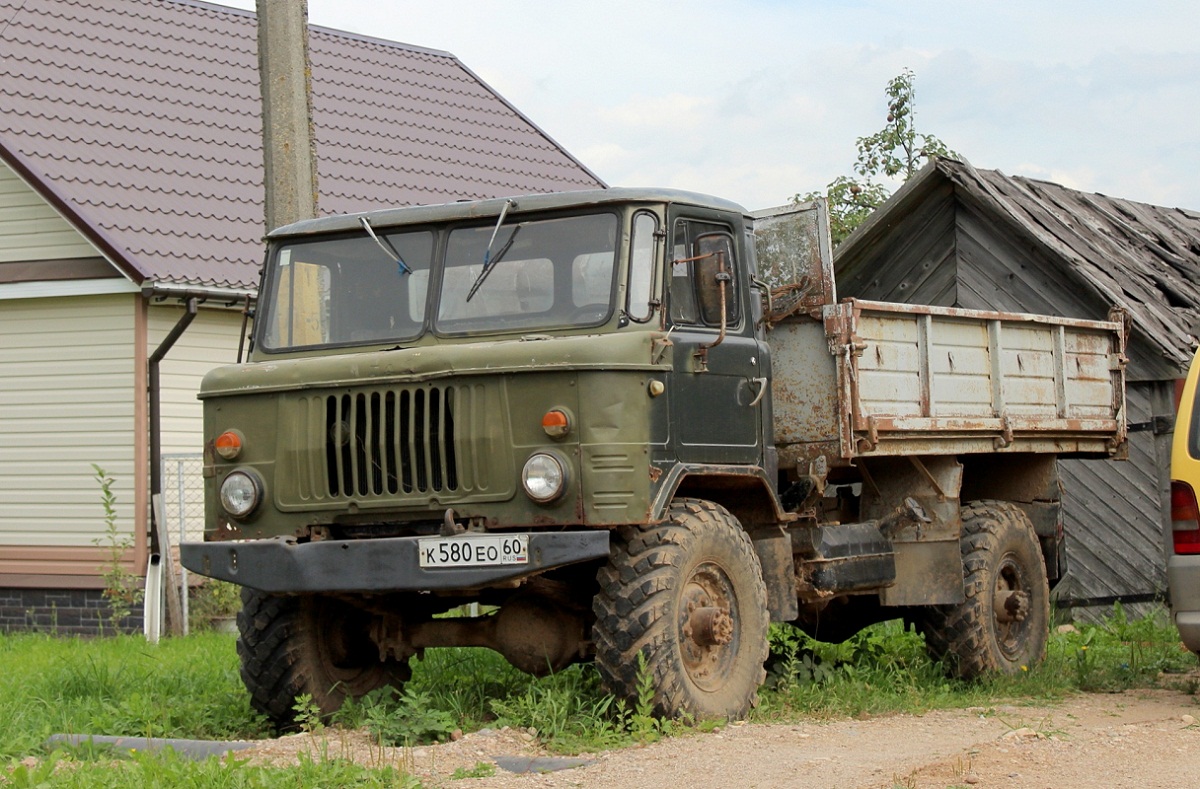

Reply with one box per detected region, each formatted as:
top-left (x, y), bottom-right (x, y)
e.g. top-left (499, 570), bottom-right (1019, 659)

top-left (772, 299), bottom-right (1127, 467)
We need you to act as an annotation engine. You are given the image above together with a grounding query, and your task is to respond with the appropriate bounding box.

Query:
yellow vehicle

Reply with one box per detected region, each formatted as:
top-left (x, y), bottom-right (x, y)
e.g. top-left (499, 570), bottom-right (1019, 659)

top-left (1170, 349), bottom-right (1200, 655)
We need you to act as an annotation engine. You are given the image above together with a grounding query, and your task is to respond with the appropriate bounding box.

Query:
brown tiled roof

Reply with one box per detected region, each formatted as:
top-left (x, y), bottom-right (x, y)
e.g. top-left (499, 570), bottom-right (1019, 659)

top-left (0, 0), bottom-right (604, 291)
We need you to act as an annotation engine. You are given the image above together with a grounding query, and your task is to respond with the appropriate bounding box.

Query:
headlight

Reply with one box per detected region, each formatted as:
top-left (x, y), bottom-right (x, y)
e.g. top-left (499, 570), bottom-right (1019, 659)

top-left (220, 470), bottom-right (262, 518)
top-left (522, 453), bottom-right (566, 503)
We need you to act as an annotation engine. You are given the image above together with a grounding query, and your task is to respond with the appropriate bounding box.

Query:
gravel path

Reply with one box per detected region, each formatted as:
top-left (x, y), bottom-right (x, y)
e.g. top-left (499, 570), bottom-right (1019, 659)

top-left (244, 687), bottom-right (1200, 788)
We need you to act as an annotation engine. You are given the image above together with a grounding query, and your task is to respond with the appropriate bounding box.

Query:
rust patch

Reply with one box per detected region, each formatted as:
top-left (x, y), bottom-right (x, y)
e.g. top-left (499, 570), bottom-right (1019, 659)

top-left (209, 518), bottom-right (243, 541)
top-left (648, 465), bottom-right (663, 483)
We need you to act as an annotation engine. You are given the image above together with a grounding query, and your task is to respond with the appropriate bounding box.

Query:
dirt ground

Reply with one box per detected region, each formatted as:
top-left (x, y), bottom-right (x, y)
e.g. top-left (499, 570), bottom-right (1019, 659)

top-left (243, 684), bottom-right (1200, 788)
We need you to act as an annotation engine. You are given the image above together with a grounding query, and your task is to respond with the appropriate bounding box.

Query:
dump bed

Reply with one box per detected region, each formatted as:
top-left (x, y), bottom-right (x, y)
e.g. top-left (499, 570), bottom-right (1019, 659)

top-left (772, 299), bottom-right (1127, 467)
top-left (753, 202), bottom-right (1127, 470)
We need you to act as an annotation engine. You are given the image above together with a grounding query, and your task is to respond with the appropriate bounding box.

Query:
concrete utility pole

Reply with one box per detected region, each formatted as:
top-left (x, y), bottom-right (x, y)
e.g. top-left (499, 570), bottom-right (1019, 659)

top-left (257, 0), bottom-right (318, 231)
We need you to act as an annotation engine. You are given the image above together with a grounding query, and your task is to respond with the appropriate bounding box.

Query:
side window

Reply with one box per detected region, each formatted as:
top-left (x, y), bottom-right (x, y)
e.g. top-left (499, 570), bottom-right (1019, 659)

top-left (627, 212), bottom-right (657, 321)
top-left (694, 232), bottom-right (738, 326)
top-left (670, 221), bottom-right (698, 324)
top-left (669, 219), bottom-right (739, 328)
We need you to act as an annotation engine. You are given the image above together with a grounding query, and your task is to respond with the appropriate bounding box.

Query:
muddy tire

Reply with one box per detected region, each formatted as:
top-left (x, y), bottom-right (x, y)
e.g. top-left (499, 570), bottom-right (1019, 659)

top-left (592, 498), bottom-right (769, 720)
top-left (237, 589), bottom-right (410, 729)
top-left (919, 500), bottom-right (1050, 678)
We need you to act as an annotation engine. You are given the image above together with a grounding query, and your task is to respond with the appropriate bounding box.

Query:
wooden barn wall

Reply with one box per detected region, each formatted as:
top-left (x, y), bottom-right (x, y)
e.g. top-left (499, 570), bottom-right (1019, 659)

top-left (955, 200), bottom-right (1172, 611)
top-left (953, 198), bottom-right (1102, 320)
top-left (1056, 380), bottom-right (1171, 617)
top-left (954, 197), bottom-right (1176, 383)
top-left (833, 181), bottom-right (959, 306)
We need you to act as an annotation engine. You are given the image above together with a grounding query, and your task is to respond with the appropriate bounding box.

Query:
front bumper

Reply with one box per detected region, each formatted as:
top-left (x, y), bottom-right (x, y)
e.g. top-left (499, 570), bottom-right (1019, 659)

top-left (180, 531), bottom-right (610, 594)
top-left (1168, 554), bottom-right (1200, 655)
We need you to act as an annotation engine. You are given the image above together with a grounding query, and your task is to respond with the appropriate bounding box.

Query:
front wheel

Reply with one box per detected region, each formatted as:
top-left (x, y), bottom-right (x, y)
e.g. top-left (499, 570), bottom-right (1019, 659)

top-left (237, 589), bottom-right (410, 729)
top-left (592, 499), bottom-right (769, 720)
top-left (918, 500), bottom-right (1050, 678)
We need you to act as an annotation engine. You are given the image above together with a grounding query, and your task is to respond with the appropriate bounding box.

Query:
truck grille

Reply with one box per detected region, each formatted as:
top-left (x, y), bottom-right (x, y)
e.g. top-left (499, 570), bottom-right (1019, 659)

top-left (325, 387), bottom-right (460, 497)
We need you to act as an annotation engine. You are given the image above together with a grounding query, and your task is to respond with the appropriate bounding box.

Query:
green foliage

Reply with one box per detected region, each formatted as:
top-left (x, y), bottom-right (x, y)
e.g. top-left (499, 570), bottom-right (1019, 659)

top-left (796, 68), bottom-right (956, 245)
top-left (759, 605), bottom-right (1198, 721)
top-left (2, 605), bottom-right (1194, 784)
top-left (344, 687), bottom-right (458, 747)
top-left (854, 68), bottom-right (954, 182)
top-left (0, 631), bottom-right (267, 762)
top-left (626, 650), bottom-right (664, 743)
top-left (188, 580), bottom-right (242, 632)
top-left (6, 748), bottom-right (420, 789)
top-left (292, 693), bottom-right (325, 735)
top-left (450, 761), bottom-right (496, 779)
top-left (90, 464), bottom-right (144, 632)
top-left (484, 662), bottom-right (630, 752)
top-left (1050, 602), bottom-right (1195, 692)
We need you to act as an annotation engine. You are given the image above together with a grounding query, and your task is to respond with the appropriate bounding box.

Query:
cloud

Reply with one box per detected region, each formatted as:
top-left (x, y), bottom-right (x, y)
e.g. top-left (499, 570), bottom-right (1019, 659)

top-left (222, 0), bottom-right (1200, 210)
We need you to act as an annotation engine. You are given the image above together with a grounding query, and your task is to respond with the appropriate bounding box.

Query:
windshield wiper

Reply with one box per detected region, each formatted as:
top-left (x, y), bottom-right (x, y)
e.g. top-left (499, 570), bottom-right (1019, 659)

top-left (359, 216), bottom-right (412, 275)
top-left (466, 199), bottom-right (517, 302)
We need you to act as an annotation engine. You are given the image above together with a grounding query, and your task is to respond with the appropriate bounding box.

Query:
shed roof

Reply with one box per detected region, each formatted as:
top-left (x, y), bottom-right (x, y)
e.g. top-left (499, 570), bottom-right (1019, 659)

top-left (0, 0), bottom-right (604, 292)
top-left (837, 158), bottom-right (1200, 375)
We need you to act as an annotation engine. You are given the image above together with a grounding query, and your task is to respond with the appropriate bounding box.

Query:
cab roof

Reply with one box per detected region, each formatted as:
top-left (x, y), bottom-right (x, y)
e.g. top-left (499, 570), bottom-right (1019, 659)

top-left (268, 187), bottom-right (750, 240)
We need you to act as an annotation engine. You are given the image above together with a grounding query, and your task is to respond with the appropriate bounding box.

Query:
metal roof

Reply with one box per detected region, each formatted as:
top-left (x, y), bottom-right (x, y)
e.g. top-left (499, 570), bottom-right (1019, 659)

top-left (837, 158), bottom-right (1200, 376)
top-left (0, 0), bottom-right (605, 292)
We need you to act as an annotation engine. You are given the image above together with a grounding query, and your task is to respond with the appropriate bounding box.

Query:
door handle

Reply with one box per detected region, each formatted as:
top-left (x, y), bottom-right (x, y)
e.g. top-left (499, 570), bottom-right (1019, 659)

top-left (748, 377), bottom-right (768, 407)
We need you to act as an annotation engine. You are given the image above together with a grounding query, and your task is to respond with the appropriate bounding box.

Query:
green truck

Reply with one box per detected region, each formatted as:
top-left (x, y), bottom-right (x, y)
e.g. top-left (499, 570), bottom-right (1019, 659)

top-left (181, 188), bottom-right (1127, 726)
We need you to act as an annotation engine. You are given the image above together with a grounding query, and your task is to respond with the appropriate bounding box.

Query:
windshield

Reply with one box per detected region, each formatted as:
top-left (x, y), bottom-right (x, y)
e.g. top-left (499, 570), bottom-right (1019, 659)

top-left (260, 212), bottom-right (619, 351)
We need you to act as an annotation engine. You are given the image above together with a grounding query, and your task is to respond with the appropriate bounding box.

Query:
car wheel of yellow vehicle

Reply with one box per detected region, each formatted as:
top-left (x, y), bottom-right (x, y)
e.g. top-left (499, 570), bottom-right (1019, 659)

top-left (592, 498), bottom-right (769, 720)
top-left (237, 588), bottom-right (410, 729)
top-left (919, 500), bottom-right (1050, 678)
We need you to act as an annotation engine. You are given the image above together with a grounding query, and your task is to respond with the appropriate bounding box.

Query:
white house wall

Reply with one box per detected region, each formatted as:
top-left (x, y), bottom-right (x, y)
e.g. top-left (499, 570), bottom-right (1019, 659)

top-left (0, 160), bottom-right (96, 262)
top-left (148, 303), bottom-right (246, 455)
top-left (0, 294), bottom-right (138, 546)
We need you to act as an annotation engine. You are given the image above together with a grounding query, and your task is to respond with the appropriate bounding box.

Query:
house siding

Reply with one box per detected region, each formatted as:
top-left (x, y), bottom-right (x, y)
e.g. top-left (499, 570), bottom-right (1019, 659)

top-left (147, 304), bottom-right (246, 455)
top-left (0, 294), bottom-right (138, 551)
top-left (0, 159), bottom-right (97, 263)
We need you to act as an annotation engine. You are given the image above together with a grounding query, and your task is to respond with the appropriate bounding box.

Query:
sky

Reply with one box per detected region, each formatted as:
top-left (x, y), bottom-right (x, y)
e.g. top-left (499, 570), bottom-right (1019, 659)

top-left (222, 0), bottom-right (1200, 212)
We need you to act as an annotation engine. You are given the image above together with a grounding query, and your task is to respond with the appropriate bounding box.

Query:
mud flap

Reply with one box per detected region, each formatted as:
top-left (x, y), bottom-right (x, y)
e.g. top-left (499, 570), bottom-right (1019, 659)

top-left (752, 528), bottom-right (799, 621)
top-left (880, 540), bottom-right (965, 607)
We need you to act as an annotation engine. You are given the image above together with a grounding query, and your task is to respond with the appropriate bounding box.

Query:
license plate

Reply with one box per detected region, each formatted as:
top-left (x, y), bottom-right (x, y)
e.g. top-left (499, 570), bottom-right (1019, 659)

top-left (418, 534), bottom-right (529, 568)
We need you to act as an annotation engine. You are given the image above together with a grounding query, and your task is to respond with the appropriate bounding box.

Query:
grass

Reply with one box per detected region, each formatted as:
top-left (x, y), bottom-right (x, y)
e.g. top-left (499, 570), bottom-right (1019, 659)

top-left (0, 631), bottom-right (267, 761)
top-left (758, 603), bottom-right (1199, 721)
top-left (2, 604), bottom-right (1197, 786)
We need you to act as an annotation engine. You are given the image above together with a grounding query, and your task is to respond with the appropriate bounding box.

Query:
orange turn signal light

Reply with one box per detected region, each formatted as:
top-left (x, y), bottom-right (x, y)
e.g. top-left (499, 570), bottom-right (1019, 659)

top-left (214, 430), bottom-right (243, 460)
top-left (541, 409), bottom-right (571, 439)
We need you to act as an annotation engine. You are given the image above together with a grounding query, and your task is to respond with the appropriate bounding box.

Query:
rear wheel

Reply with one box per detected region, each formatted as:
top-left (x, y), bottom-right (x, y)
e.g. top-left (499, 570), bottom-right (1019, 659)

top-left (593, 498), bottom-right (769, 720)
top-left (919, 500), bottom-right (1050, 678)
top-left (237, 589), bottom-right (410, 729)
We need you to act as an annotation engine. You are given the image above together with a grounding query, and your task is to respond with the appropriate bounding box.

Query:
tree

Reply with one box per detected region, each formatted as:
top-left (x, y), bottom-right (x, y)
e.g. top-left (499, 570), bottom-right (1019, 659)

top-left (797, 68), bottom-right (955, 245)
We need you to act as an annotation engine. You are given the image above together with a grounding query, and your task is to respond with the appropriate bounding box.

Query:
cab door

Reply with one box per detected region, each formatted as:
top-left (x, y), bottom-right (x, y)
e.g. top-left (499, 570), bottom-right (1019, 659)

top-left (666, 213), bottom-right (764, 466)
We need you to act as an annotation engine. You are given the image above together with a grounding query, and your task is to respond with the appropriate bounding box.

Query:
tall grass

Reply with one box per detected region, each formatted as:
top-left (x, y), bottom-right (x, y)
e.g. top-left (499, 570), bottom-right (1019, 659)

top-left (0, 631), bottom-right (266, 761)
top-left (758, 603), bottom-right (1198, 720)
top-left (2, 604), bottom-right (1196, 785)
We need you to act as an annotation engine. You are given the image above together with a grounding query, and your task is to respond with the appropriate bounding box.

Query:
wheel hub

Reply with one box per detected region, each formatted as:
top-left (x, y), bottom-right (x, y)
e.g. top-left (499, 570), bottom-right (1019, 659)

top-left (994, 588), bottom-right (1031, 624)
top-left (678, 564), bottom-right (739, 689)
top-left (686, 605), bottom-right (733, 647)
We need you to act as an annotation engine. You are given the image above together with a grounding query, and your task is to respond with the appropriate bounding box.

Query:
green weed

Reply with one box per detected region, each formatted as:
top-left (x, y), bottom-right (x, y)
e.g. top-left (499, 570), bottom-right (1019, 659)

top-left (5, 748), bottom-right (421, 789)
top-left (355, 686), bottom-right (458, 746)
top-left (450, 761), bottom-right (497, 779)
top-left (90, 464), bottom-right (144, 632)
top-left (1, 603), bottom-right (1195, 785)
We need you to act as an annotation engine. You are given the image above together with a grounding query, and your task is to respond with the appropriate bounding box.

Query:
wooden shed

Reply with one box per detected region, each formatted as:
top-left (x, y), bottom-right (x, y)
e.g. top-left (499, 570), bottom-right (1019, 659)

top-left (834, 157), bottom-right (1200, 617)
